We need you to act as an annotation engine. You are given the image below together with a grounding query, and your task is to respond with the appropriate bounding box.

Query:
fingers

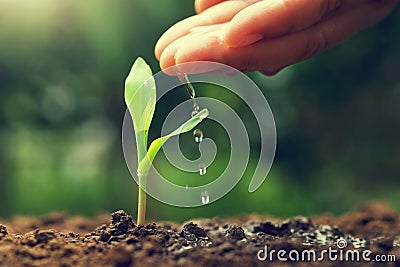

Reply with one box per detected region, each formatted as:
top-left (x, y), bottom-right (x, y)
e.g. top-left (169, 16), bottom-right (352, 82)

top-left (159, 24), bottom-right (224, 71)
top-left (159, 25), bottom-right (228, 75)
top-left (225, 0), bottom-right (398, 72)
top-left (160, 0), bottom-right (396, 74)
top-left (155, 1), bottom-right (252, 60)
top-left (223, 0), bottom-right (395, 48)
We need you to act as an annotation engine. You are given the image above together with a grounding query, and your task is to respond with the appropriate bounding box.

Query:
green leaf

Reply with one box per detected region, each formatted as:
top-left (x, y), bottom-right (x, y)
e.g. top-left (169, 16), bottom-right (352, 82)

top-left (125, 57), bottom-right (156, 161)
top-left (125, 57), bottom-right (156, 135)
top-left (137, 108), bottom-right (209, 176)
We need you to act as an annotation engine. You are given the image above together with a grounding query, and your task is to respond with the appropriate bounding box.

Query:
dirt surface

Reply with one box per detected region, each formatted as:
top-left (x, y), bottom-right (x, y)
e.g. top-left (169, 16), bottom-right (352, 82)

top-left (0, 202), bottom-right (399, 266)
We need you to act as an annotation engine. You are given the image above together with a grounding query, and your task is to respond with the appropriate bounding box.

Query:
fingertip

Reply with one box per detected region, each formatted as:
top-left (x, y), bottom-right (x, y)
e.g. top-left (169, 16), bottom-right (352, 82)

top-left (195, 0), bottom-right (226, 13)
top-left (154, 16), bottom-right (203, 62)
top-left (194, 0), bottom-right (204, 14)
top-left (154, 40), bottom-right (162, 60)
top-left (159, 46), bottom-right (177, 73)
top-left (174, 53), bottom-right (222, 75)
top-left (155, 30), bottom-right (173, 61)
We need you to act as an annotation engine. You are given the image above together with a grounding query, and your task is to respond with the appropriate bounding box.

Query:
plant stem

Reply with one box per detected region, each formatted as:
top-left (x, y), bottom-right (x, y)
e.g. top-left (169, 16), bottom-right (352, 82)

top-left (136, 130), bottom-right (148, 225)
top-left (137, 174), bottom-right (146, 225)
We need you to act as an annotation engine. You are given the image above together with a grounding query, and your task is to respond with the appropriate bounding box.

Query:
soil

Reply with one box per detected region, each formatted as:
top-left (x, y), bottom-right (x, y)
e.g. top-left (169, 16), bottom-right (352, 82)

top-left (0, 202), bottom-right (399, 267)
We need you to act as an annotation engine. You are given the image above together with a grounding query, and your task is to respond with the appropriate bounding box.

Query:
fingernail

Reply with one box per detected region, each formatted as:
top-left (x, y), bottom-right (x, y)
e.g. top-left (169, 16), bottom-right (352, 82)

top-left (225, 33), bottom-right (263, 48)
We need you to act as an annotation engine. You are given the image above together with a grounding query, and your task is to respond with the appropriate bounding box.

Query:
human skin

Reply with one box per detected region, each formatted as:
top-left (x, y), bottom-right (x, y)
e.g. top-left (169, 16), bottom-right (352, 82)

top-left (155, 0), bottom-right (398, 75)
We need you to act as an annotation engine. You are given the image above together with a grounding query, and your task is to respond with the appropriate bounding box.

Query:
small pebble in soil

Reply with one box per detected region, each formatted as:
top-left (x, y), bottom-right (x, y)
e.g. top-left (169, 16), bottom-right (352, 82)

top-left (112, 211), bottom-right (134, 227)
top-left (180, 222), bottom-right (212, 247)
top-left (181, 222), bottom-right (207, 238)
top-left (111, 210), bottom-right (134, 233)
top-left (0, 224), bottom-right (8, 235)
top-left (286, 216), bottom-right (312, 231)
top-left (34, 230), bottom-right (56, 244)
top-left (0, 224), bottom-right (8, 239)
top-left (99, 232), bottom-right (111, 242)
top-left (394, 236), bottom-right (400, 247)
top-left (225, 225), bottom-right (246, 240)
top-left (252, 221), bottom-right (291, 237)
top-left (253, 221), bottom-right (283, 236)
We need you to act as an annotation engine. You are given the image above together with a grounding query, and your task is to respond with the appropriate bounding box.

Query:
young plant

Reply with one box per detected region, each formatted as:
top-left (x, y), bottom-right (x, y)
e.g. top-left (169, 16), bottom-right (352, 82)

top-left (125, 57), bottom-right (208, 225)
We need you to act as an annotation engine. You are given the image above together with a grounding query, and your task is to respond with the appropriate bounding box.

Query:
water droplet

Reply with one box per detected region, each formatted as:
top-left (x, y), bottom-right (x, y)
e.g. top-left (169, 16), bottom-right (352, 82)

top-left (179, 74), bottom-right (195, 99)
top-left (193, 129), bottom-right (203, 143)
top-left (193, 102), bottom-right (200, 111)
top-left (191, 110), bottom-right (199, 117)
top-left (143, 79), bottom-right (149, 86)
top-left (185, 184), bottom-right (188, 189)
top-left (201, 191), bottom-right (209, 204)
top-left (199, 163), bottom-right (206, 175)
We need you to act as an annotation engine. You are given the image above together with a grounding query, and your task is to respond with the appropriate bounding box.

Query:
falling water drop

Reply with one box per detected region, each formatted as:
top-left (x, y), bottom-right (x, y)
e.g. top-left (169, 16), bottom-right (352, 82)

top-left (201, 191), bottom-right (210, 204)
top-left (199, 163), bottom-right (207, 175)
top-left (179, 73), bottom-right (208, 180)
top-left (191, 102), bottom-right (200, 117)
top-left (191, 110), bottom-right (199, 117)
top-left (185, 184), bottom-right (188, 190)
top-left (184, 77), bottom-right (196, 99)
top-left (193, 102), bottom-right (200, 111)
top-left (178, 73), bottom-right (196, 99)
top-left (193, 129), bottom-right (203, 143)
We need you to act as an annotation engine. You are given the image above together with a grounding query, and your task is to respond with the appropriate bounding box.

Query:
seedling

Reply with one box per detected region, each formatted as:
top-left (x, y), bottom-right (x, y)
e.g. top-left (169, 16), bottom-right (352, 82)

top-left (124, 57), bottom-right (208, 225)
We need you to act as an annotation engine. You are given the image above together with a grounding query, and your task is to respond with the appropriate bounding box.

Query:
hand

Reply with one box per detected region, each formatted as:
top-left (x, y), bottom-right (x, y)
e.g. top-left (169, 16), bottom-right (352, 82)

top-left (155, 0), bottom-right (397, 75)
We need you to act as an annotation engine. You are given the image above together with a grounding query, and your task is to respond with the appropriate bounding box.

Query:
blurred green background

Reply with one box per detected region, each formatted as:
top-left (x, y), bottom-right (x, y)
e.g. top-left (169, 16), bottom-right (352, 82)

top-left (0, 0), bottom-right (399, 221)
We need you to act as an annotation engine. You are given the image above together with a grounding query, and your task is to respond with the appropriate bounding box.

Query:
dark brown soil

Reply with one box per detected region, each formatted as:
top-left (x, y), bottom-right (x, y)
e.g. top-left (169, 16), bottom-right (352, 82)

top-left (0, 202), bottom-right (399, 267)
